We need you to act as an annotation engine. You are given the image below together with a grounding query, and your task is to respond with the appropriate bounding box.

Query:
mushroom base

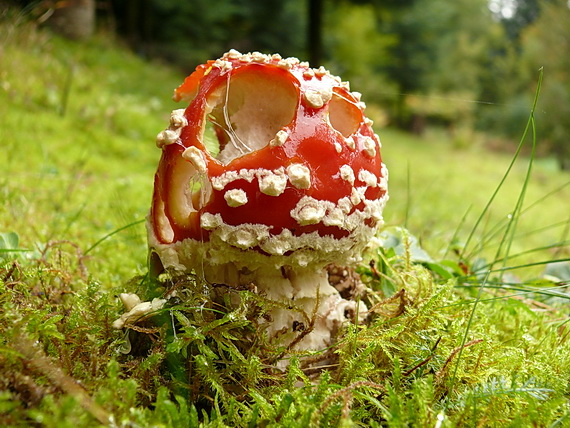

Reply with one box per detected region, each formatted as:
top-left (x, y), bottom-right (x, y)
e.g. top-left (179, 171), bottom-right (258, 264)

top-left (148, 220), bottom-right (368, 367)
top-left (197, 262), bottom-right (366, 354)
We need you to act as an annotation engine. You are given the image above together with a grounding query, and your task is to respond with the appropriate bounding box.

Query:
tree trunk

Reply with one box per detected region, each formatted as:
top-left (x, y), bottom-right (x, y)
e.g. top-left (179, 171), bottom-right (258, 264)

top-left (307, 0), bottom-right (323, 66)
top-left (49, 0), bottom-right (96, 40)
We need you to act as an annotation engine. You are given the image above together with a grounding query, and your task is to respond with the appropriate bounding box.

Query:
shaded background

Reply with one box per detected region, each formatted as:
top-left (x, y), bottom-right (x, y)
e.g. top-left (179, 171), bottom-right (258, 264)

top-left (7, 0), bottom-right (570, 169)
top-left (8, 0), bottom-right (570, 169)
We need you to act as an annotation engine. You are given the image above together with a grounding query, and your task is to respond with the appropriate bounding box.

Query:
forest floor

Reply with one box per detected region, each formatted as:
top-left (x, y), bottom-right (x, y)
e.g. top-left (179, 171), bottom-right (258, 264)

top-left (1, 18), bottom-right (569, 427)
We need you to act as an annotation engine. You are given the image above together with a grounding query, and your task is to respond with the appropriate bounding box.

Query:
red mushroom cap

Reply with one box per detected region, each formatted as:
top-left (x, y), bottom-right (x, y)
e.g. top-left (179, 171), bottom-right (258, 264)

top-left (149, 50), bottom-right (388, 271)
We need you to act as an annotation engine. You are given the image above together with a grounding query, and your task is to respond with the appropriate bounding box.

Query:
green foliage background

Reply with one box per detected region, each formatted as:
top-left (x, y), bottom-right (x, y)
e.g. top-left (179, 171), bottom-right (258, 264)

top-left (97, 0), bottom-right (570, 169)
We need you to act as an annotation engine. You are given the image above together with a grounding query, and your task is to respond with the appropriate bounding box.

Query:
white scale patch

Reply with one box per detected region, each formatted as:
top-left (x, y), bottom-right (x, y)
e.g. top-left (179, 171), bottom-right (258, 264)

top-left (258, 168), bottom-right (288, 196)
top-left (182, 146), bottom-right (207, 174)
top-left (224, 188), bottom-right (248, 207)
top-left (212, 166), bottom-right (313, 195)
top-left (362, 136), bottom-right (377, 157)
top-left (314, 66), bottom-right (328, 78)
top-left (358, 169), bottom-right (378, 187)
top-left (286, 164), bottom-right (311, 189)
top-left (379, 163), bottom-right (389, 191)
top-left (211, 169), bottom-right (256, 191)
top-left (290, 196), bottom-right (329, 226)
top-left (337, 197), bottom-right (352, 214)
top-left (322, 207), bottom-right (345, 227)
top-left (222, 225), bottom-right (270, 250)
top-left (303, 69), bottom-right (315, 79)
top-left (225, 49), bottom-right (241, 60)
top-left (350, 187), bottom-right (364, 205)
top-left (364, 198), bottom-right (387, 222)
top-left (170, 109), bottom-right (187, 128)
top-left (212, 59), bottom-right (232, 73)
top-left (156, 130), bottom-right (180, 147)
top-left (277, 57), bottom-right (300, 70)
top-left (339, 164), bottom-right (355, 185)
top-left (156, 109), bottom-right (187, 148)
top-left (251, 51), bottom-right (268, 63)
top-left (289, 190), bottom-right (385, 232)
top-left (200, 212), bottom-right (221, 230)
top-left (270, 129), bottom-right (289, 147)
top-left (304, 87), bottom-right (333, 109)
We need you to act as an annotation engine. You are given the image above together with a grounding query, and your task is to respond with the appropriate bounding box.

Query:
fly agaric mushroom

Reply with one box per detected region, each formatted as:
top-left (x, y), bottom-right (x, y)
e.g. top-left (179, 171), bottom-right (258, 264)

top-left (148, 50), bottom-right (388, 358)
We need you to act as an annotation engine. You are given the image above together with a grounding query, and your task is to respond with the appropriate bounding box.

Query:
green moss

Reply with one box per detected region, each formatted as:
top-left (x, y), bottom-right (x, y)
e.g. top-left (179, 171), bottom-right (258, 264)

top-left (3, 229), bottom-right (568, 426)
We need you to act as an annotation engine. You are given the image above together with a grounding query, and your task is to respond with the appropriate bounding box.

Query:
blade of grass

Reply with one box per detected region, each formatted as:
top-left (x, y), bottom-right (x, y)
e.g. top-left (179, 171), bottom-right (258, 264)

top-left (459, 69), bottom-right (543, 262)
top-left (463, 136), bottom-right (568, 264)
top-left (446, 69), bottom-right (544, 409)
top-left (495, 98), bottom-right (539, 279)
top-left (404, 160), bottom-right (411, 229)
top-left (492, 239), bottom-right (570, 266)
top-left (454, 283), bottom-right (570, 301)
top-left (441, 288), bottom-right (569, 309)
top-left (483, 257), bottom-right (570, 274)
top-left (84, 218), bottom-right (146, 256)
top-left (555, 213), bottom-right (570, 259)
top-left (442, 205), bottom-right (472, 260)
top-left (467, 218), bottom-right (569, 267)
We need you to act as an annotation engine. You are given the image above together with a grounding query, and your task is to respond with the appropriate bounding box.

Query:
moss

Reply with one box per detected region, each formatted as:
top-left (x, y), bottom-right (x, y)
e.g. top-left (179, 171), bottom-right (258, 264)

top-left (2, 229), bottom-right (568, 426)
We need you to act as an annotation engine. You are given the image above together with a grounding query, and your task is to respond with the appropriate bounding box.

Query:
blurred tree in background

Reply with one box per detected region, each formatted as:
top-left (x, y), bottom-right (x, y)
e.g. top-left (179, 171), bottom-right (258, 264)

top-left (47, 0), bottom-right (95, 39)
top-left (110, 0), bottom-right (306, 72)
top-left (495, 0), bottom-right (542, 40)
top-left (7, 0), bottom-right (570, 169)
top-left (381, 0), bottom-right (501, 130)
top-left (520, 0), bottom-right (570, 169)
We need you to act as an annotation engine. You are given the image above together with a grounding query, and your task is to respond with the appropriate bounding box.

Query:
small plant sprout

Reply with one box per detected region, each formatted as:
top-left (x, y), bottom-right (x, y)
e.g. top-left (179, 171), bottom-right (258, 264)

top-left (145, 50), bottom-right (388, 363)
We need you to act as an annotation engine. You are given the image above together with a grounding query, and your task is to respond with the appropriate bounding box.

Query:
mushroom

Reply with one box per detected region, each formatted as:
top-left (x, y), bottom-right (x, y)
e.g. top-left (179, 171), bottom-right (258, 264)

top-left (112, 293), bottom-right (167, 329)
top-left (147, 50), bottom-right (389, 362)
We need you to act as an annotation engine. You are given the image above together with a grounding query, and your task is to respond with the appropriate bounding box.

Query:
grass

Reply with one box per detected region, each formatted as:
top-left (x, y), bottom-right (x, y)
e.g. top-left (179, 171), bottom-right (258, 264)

top-left (0, 14), bottom-right (182, 281)
top-left (380, 127), bottom-right (569, 268)
top-left (1, 14), bottom-right (569, 427)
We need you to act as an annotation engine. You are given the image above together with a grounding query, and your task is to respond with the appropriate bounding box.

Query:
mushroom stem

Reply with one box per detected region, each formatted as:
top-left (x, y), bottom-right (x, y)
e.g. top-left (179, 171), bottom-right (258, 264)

top-left (197, 262), bottom-right (366, 357)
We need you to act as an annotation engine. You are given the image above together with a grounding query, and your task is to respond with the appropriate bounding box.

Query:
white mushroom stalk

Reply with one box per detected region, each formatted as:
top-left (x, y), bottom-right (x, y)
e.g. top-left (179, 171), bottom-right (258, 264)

top-left (146, 50), bottom-right (389, 364)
